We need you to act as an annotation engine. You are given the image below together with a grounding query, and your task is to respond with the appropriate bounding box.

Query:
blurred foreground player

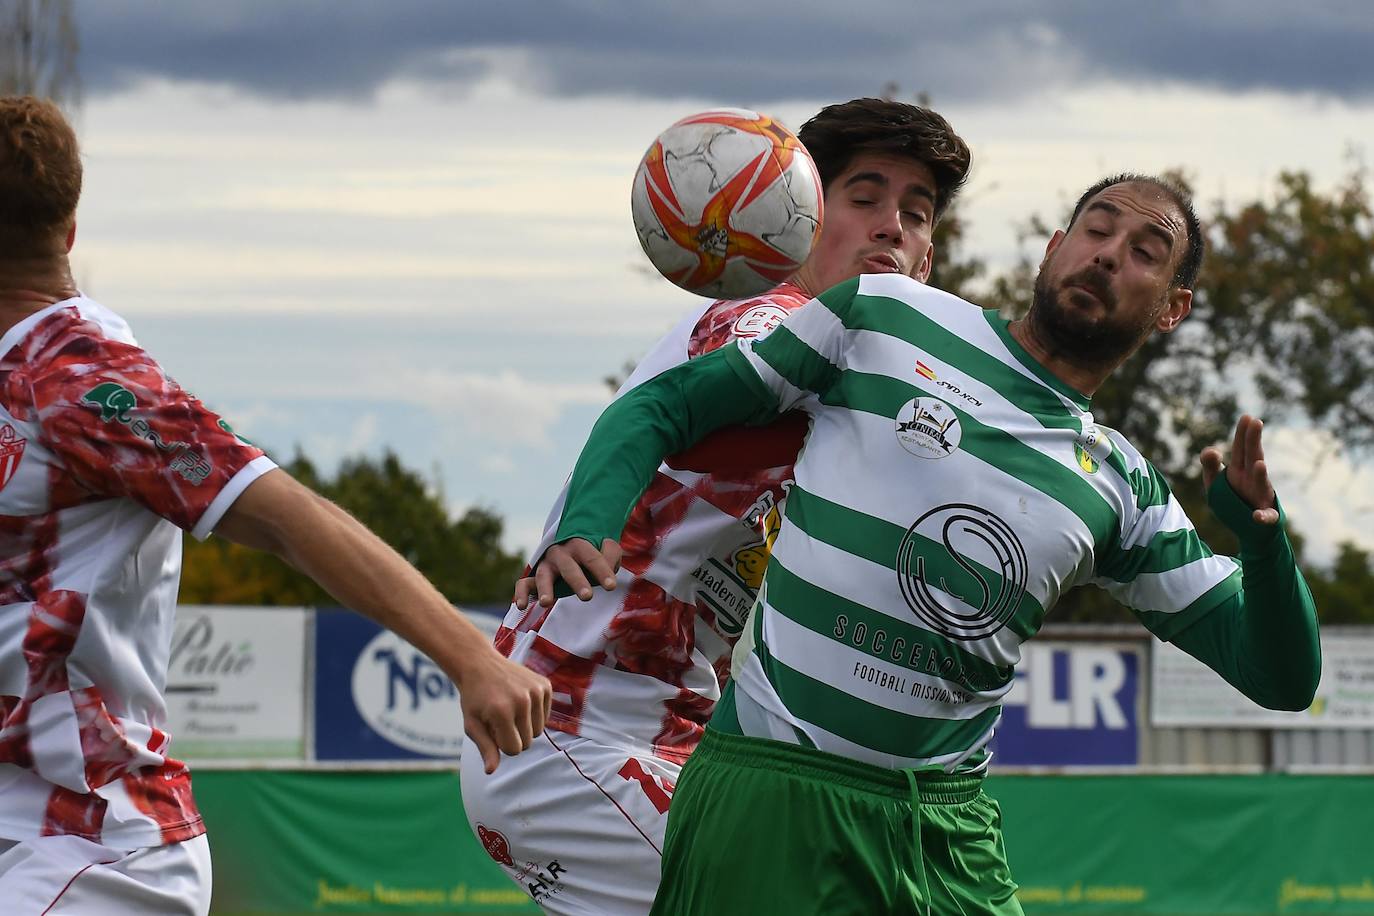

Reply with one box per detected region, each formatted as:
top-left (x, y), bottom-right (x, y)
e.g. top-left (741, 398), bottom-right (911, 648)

top-left (531, 174), bottom-right (1322, 914)
top-left (0, 96), bottom-right (551, 915)
top-left (459, 98), bottom-right (971, 914)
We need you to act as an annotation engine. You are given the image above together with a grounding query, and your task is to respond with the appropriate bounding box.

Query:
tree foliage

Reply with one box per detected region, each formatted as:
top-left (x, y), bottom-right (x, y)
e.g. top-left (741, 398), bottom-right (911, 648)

top-left (179, 452), bottom-right (525, 608)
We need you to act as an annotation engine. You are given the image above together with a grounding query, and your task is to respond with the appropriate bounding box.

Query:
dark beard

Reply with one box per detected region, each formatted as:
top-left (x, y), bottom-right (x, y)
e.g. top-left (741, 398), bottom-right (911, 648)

top-left (1028, 267), bottom-right (1153, 366)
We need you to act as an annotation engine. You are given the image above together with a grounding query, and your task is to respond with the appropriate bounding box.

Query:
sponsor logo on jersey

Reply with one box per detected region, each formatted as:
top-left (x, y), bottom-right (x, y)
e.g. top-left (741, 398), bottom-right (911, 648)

top-left (895, 397), bottom-right (962, 458)
top-left (732, 303), bottom-right (791, 339)
top-left (0, 424), bottom-right (26, 493)
top-left (477, 824), bottom-right (514, 867)
top-left (913, 362), bottom-right (983, 407)
top-left (691, 489), bottom-right (786, 637)
top-left (518, 858), bottom-right (569, 904)
top-left (81, 382), bottom-right (213, 484)
top-left (351, 630), bottom-right (464, 756)
top-left (1073, 427), bottom-right (1111, 475)
top-left (896, 503), bottom-right (1028, 641)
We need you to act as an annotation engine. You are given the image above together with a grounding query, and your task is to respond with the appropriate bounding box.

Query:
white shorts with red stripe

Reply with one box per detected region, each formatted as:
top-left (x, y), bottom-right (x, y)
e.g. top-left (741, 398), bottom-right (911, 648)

top-left (0, 832), bottom-right (211, 915)
top-left (460, 730), bottom-right (679, 916)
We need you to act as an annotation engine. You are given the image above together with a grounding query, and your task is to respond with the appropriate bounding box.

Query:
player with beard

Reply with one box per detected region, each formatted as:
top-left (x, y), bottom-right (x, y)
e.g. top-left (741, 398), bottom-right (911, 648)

top-left (529, 174), bottom-right (1321, 914)
top-left (459, 99), bottom-right (971, 915)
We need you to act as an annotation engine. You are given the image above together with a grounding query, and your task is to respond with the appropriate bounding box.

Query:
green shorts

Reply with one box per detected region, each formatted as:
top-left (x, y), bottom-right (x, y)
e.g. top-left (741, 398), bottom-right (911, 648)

top-left (650, 727), bottom-right (1022, 916)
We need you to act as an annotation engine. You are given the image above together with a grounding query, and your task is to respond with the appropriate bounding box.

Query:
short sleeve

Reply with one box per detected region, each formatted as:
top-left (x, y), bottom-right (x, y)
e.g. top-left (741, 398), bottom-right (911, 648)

top-left (733, 277), bottom-right (858, 412)
top-left (32, 339), bottom-right (274, 538)
top-left (1092, 460), bottom-right (1242, 641)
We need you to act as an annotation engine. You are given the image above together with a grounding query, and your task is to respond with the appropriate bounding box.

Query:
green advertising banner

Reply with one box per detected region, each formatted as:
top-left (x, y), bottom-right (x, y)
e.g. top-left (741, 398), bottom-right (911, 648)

top-left (196, 770), bottom-right (1374, 915)
top-left (989, 774), bottom-right (1374, 915)
top-left (196, 770), bottom-right (537, 915)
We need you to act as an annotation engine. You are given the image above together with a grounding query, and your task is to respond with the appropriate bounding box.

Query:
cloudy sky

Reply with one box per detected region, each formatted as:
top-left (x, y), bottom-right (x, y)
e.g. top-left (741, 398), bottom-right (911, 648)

top-left (50, 1), bottom-right (1374, 564)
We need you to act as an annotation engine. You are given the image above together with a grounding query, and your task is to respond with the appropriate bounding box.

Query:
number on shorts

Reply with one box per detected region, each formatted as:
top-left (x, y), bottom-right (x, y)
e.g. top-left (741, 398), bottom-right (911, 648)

top-left (618, 758), bottom-right (675, 814)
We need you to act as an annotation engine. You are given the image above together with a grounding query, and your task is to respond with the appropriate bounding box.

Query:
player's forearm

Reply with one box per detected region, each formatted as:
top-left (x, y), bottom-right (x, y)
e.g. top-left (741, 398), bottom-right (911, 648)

top-left (216, 472), bottom-right (498, 687)
top-left (554, 344), bottom-right (779, 546)
top-left (1170, 477), bottom-right (1321, 711)
top-left (291, 496), bottom-right (499, 684)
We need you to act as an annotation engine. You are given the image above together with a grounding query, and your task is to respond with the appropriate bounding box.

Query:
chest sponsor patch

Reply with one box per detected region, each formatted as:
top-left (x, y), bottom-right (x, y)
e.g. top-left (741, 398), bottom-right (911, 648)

top-left (895, 397), bottom-right (962, 459)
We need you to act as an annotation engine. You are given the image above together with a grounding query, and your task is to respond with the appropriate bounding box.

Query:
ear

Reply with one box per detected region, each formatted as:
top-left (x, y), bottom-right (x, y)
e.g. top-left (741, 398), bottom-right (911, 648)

top-left (912, 242), bottom-right (934, 284)
top-left (65, 221), bottom-right (77, 253)
top-left (1155, 287), bottom-right (1192, 333)
top-left (1040, 229), bottom-right (1066, 269)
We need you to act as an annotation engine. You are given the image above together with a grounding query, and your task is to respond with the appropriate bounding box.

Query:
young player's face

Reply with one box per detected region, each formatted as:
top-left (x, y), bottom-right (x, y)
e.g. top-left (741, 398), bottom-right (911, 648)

top-left (796, 153), bottom-right (937, 296)
top-left (1031, 182), bottom-right (1193, 360)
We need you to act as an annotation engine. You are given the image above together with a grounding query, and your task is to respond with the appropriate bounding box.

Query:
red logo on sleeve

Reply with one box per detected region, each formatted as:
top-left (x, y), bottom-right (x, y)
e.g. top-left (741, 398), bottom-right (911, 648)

top-left (0, 424), bottom-right (26, 492)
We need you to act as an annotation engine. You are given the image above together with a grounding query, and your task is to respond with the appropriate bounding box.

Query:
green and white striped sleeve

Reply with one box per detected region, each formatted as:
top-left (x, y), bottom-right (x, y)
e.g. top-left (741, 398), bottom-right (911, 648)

top-left (732, 277), bottom-right (858, 410)
top-left (1093, 456), bottom-right (1242, 641)
top-left (551, 344), bottom-right (780, 550)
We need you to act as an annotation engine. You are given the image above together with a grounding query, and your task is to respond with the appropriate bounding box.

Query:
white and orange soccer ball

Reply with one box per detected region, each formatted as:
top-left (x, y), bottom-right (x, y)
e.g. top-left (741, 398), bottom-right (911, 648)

top-left (631, 108), bottom-right (824, 299)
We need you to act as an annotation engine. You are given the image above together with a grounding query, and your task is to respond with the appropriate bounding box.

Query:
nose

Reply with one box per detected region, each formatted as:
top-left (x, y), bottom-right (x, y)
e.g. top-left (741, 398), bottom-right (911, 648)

top-left (1093, 238), bottom-right (1125, 273)
top-left (871, 205), bottom-right (904, 244)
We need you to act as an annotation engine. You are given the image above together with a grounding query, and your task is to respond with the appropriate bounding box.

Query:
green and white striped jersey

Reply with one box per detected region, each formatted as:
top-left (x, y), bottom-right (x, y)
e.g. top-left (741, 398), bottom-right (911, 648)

top-left (722, 273), bottom-right (1242, 771)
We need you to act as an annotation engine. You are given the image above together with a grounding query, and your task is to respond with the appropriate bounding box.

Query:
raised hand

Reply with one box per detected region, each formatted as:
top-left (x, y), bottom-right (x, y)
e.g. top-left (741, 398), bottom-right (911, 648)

top-left (1199, 414), bottom-right (1280, 525)
top-left (513, 537), bottom-right (623, 610)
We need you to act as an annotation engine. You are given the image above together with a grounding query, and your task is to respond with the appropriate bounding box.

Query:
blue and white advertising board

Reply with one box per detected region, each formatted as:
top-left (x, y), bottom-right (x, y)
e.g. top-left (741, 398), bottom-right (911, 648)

top-left (313, 607), bottom-right (502, 761)
top-left (989, 641), bottom-right (1141, 767)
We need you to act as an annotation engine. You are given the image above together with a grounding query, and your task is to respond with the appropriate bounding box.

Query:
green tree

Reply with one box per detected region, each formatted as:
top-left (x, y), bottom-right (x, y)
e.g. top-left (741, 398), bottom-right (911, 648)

top-left (1307, 544), bottom-right (1374, 624)
top-left (179, 451), bottom-right (525, 608)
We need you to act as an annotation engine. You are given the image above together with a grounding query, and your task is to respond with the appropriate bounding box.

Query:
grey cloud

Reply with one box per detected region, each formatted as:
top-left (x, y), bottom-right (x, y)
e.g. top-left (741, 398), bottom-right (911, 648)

top-left (76, 1), bottom-right (1374, 103)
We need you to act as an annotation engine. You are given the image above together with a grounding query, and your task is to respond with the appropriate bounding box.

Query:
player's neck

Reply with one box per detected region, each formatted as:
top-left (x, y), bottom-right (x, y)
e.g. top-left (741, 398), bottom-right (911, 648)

top-left (0, 258), bottom-right (79, 338)
top-left (1006, 317), bottom-right (1115, 398)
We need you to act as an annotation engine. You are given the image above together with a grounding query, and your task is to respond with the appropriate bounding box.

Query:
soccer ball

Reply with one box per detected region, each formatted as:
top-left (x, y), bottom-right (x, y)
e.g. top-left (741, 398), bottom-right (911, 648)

top-left (631, 108), bottom-right (823, 299)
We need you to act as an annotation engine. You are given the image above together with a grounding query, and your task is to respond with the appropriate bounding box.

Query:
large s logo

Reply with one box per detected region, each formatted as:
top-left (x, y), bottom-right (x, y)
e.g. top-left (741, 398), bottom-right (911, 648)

top-left (896, 504), bottom-right (1028, 641)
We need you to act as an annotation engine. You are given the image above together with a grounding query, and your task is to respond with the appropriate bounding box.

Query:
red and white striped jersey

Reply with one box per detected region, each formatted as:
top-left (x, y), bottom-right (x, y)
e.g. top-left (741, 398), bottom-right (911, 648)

top-left (495, 283), bottom-right (811, 764)
top-left (0, 296), bottom-right (274, 847)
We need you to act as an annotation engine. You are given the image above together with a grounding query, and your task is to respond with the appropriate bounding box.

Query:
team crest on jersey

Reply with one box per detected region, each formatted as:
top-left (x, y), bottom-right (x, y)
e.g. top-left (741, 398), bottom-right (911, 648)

top-left (895, 397), bottom-right (962, 459)
top-left (731, 303), bottom-right (790, 339)
top-left (896, 503), bottom-right (1028, 641)
top-left (1073, 427), bottom-right (1112, 475)
top-left (477, 824), bottom-right (514, 867)
top-left (0, 424), bottom-right (25, 492)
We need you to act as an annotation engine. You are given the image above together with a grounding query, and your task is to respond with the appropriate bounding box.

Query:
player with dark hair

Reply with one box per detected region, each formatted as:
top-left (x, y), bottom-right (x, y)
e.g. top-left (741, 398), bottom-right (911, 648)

top-left (529, 174), bottom-right (1321, 914)
top-left (459, 98), bottom-right (971, 914)
top-left (0, 96), bottom-right (552, 915)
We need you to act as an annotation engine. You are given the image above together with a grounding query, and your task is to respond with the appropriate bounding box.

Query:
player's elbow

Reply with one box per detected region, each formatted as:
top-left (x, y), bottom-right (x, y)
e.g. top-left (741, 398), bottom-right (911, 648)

top-left (1254, 667), bottom-right (1321, 713)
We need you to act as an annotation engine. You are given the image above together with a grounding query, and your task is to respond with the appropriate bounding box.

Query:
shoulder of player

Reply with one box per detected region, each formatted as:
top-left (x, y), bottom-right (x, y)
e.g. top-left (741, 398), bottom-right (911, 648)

top-left (1096, 425), bottom-right (1174, 503)
top-left (852, 274), bottom-right (976, 316)
top-left (704, 286), bottom-right (809, 322)
top-left (688, 284), bottom-right (811, 356)
top-left (24, 313), bottom-right (169, 407)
